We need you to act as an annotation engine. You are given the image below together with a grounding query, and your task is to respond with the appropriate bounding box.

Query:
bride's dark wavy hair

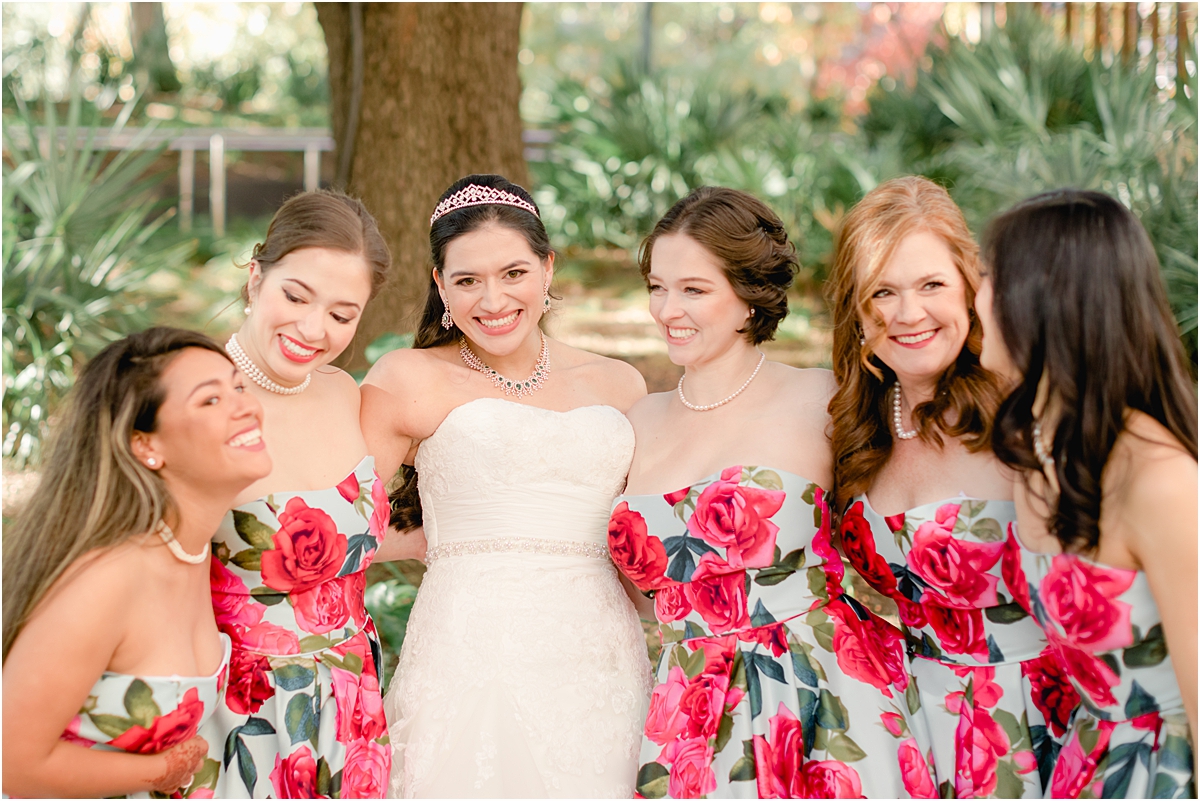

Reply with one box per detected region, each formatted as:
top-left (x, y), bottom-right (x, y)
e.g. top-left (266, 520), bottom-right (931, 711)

top-left (984, 189), bottom-right (1197, 553)
top-left (390, 174), bottom-right (552, 530)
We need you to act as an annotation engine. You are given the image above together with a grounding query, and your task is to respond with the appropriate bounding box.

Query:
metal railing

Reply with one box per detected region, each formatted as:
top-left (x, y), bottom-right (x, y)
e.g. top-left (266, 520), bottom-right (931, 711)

top-left (6, 127), bottom-right (555, 237)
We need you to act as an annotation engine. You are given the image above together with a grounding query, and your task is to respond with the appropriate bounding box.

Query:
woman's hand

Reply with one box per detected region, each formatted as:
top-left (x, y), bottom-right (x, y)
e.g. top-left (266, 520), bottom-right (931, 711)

top-left (148, 736), bottom-right (208, 793)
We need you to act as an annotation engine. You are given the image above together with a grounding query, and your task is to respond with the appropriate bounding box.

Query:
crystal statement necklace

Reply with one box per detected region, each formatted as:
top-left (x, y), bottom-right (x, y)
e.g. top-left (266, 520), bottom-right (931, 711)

top-left (459, 332), bottom-right (550, 397)
top-left (226, 333), bottom-right (311, 395)
top-left (156, 521), bottom-right (208, 565)
top-left (892, 381), bottom-right (919, 440)
top-left (677, 351), bottom-right (766, 412)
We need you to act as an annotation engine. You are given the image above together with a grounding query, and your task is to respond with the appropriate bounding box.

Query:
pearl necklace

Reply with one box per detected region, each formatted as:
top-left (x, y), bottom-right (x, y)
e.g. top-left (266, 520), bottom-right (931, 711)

top-left (459, 333), bottom-right (550, 397)
top-left (1032, 420), bottom-right (1055, 472)
top-left (155, 521), bottom-right (208, 565)
top-left (892, 381), bottom-right (919, 440)
top-left (677, 351), bottom-right (766, 412)
top-left (226, 334), bottom-right (311, 395)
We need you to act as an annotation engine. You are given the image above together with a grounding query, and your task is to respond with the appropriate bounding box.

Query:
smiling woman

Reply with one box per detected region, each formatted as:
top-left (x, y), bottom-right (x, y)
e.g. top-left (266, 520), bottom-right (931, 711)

top-left (199, 190), bottom-right (418, 799)
top-left (2, 328), bottom-right (271, 798)
top-left (826, 176), bottom-right (1068, 798)
top-left (361, 174), bottom-right (653, 797)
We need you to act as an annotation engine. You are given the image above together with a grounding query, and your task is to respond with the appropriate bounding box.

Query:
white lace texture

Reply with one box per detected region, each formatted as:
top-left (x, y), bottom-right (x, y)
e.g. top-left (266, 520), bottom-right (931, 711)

top-left (387, 399), bottom-right (651, 798)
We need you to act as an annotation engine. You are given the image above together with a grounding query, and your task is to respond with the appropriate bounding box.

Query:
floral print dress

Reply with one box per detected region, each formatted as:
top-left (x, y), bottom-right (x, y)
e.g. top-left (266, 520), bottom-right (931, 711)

top-left (840, 497), bottom-right (1075, 798)
top-left (1015, 547), bottom-right (1195, 798)
top-left (610, 466), bottom-right (910, 798)
top-left (59, 634), bottom-right (231, 798)
top-left (204, 456), bottom-right (391, 798)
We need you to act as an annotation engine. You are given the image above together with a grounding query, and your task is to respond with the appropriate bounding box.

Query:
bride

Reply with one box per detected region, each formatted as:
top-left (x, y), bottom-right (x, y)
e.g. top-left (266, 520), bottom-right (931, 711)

top-left (361, 175), bottom-right (652, 798)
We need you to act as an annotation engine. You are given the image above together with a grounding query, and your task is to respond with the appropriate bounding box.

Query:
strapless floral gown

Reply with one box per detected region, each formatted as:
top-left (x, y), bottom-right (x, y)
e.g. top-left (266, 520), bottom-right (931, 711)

top-left (384, 398), bottom-right (652, 798)
top-left (1014, 545), bottom-right (1194, 799)
top-left (611, 466), bottom-right (910, 798)
top-left (205, 456), bottom-right (391, 798)
top-left (840, 497), bottom-right (1072, 798)
top-left (60, 634), bottom-right (231, 798)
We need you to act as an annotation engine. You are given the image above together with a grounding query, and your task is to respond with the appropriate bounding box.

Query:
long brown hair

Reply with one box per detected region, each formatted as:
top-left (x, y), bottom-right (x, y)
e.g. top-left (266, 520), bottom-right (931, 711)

top-left (984, 190), bottom-right (1197, 553)
top-left (2, 328), bottom-right (229, 661)
top-left (827, 176), bottom-right (1002, 515)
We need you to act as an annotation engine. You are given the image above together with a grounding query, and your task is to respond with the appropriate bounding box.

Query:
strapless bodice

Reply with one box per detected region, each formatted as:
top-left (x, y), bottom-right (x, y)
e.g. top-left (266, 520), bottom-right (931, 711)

top-left (414, 398), bottom-right (635, 557)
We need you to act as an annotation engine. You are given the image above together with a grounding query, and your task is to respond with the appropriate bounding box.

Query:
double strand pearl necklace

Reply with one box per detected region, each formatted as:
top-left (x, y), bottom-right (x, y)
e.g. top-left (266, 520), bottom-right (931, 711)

top-left (226, 333), bottom-right (311, 395)
top-left (459, 332), bottom-right (550, 397)
top-left (892, 381), bottom-right (919, 440)
top-left (155, 521), bottom-right (208, 565)
top-left (677, 351), bottom-right (766, 412)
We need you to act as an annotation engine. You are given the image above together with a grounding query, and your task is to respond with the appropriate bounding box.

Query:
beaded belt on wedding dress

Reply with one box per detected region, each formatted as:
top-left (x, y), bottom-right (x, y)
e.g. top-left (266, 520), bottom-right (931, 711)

top-left (425, 536), bottom-right (611, 563)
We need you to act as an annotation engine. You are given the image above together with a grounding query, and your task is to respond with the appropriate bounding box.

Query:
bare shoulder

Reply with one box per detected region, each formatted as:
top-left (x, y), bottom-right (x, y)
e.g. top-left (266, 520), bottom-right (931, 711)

top-left (363, 345), bottom-right (453, 394)
top-left (626, 389), bottom-right (673, 430)
top-left (31, 542), bottom-right (143, 626)
top-left (316, 366), bottom-right (362, 404)
top-left (1119, 414), bottom-right (1197, 507)
top-left (775, 364), bottom-right (837, 404)
top-left (554, 340), bottom-right (647, 412)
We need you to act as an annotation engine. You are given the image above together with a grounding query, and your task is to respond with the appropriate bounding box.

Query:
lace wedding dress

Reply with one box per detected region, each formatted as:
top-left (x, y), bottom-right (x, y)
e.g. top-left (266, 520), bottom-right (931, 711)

top-left (384, 398), bottom-right (652, 798)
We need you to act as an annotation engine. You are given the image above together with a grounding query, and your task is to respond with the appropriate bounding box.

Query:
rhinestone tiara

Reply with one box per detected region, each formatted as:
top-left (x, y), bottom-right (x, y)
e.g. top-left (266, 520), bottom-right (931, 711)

top-left (430, 184), bottom-right (540, 226)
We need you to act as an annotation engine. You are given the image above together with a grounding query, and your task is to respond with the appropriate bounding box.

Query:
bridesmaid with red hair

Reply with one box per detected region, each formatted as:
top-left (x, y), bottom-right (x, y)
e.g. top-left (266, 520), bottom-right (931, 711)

top-left (827, 176), bottom-right (1073, 797)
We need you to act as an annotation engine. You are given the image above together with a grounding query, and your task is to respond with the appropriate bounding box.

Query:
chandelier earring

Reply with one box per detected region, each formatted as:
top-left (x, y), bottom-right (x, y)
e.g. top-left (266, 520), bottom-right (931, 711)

top-left (440, 293), bottom-right (454, 330)
top-left (543, 284), bottom-right (551, 312)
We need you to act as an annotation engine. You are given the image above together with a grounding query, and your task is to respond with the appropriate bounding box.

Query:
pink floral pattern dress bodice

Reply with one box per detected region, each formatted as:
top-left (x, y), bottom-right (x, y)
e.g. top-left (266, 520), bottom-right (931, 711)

top-left (203, 456), bottom-right (390, 798)
top-left (840, 496), bottom-right (1074, 797)
top-left (59, 634), bottom-right (232, 798)
top-left (1015, 547), bottom-right (1194, 798)
top-left (610, 466), bottom-right (912, 798)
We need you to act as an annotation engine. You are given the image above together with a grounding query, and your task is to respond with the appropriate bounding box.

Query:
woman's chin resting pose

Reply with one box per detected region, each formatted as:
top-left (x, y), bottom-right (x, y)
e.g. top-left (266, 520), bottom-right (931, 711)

top-left (2, 328), bottom-right (272, 798)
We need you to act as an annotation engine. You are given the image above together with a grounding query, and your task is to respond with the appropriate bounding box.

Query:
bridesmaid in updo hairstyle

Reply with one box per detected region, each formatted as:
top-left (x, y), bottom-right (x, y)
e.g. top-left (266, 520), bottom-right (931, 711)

top-left (608, 186), bottom-right (910, 798)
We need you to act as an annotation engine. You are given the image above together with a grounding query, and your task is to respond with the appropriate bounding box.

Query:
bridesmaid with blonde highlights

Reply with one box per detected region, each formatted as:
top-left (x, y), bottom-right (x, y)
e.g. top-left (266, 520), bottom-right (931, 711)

top-left (827, 176), bottom-right (1071, 797)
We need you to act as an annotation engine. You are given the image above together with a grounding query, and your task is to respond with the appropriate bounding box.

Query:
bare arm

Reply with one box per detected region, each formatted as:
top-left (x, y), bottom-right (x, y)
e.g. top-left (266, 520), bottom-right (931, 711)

top-left (375, 525), bottom-right (428, 563)
top-left (618, 572), bottom-right (656, 621)
top-left (1126, 452), bottom-right (1197, 737)
top-left (3, 554), bottom-right (207, 797)
top-left (360, 381), bottom-right (414, 487)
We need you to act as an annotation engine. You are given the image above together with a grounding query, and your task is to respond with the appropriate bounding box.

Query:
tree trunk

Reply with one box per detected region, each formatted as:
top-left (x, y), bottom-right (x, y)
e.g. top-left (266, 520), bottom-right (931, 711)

top-left (129, 2), bottom-right (181, 94)
top-left (316, 2), bottom-right (528, 371)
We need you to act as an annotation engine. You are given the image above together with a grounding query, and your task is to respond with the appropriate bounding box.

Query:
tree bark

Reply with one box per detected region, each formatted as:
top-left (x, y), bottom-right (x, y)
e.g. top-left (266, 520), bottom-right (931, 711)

top-left (129, 2), bottom-right (181, 94)
top-left (316, 2), bottom-right (528, 371)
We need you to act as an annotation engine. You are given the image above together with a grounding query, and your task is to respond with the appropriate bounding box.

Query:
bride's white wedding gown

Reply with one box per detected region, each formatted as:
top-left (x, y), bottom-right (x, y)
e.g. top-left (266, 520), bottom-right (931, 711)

top-left (384, 398), bottom-right (652, 798)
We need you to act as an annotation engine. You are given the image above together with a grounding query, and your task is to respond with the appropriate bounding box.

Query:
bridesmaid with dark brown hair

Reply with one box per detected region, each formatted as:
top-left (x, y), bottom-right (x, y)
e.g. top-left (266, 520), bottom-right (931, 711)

top-left (827, 176), bottom-right (1071, 797)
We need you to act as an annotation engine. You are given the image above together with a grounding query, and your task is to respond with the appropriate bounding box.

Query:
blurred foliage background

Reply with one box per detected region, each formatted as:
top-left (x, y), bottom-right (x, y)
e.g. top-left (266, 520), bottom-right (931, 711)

top-left (3, 2), bottom-right (1197, 682)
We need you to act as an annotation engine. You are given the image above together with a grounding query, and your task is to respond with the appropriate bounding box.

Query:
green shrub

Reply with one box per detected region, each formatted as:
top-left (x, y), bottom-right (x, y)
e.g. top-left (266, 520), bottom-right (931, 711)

top-left (3, 81), bottom-right (196, 466)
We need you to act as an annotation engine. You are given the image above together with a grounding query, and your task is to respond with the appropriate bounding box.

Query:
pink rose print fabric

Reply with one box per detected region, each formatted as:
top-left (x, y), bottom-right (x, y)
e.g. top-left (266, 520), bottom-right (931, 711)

top-left (58, 635), bottom-right (232, 798)
top-left (204, 456), bottom-right (390, 798)
top-left (842, 496), bottom-right (1062, 797)
top-left (1020, 549), bottom-right (1194, 799)
top-left (611, 466), bottom-right (909, 798)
